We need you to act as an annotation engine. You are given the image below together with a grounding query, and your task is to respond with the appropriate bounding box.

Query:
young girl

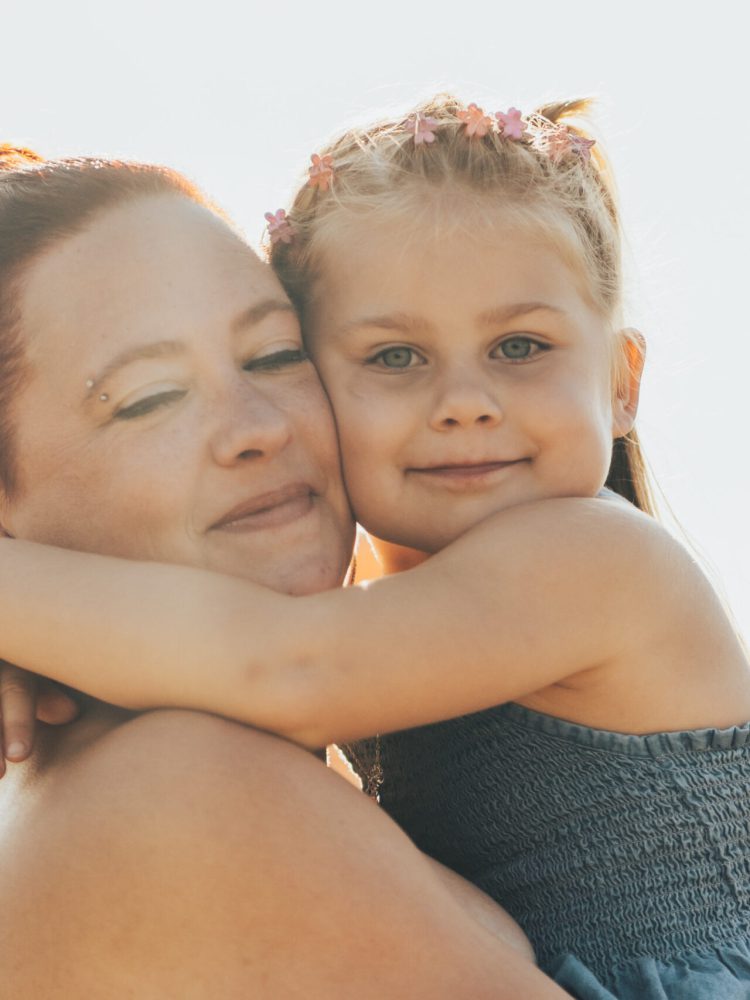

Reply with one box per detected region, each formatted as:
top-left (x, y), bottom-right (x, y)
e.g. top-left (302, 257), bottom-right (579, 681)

top-left (2, 96), bottom-right (750, 998)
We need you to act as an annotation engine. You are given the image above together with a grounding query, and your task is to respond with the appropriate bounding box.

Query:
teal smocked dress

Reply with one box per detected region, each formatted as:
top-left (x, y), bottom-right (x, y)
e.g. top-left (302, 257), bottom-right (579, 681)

top-left (346, 696), bottom-right (750, 997)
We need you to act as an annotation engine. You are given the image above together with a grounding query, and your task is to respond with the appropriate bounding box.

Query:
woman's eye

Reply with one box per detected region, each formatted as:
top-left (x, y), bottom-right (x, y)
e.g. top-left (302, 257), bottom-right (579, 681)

top-left (494, 336), bottom-right (546, 362)
top-left (114, 390), bottom-right (187, 421)
top-left (243, 348), bottom-right (309, 372)
top-left (370, 347), bottom-right (422, 370)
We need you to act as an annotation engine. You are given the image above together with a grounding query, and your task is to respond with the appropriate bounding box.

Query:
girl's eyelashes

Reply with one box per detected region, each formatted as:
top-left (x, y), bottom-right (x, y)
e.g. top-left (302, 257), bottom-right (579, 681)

top-left (492, 335), bottom-right (550, 362)
top-left (363, 337), bottom-right (549, 371)
top-left (243, 347), bottom-right (309, 372)
top-left (114, 389), bottom-right (187, 421)
top-left (366, 346), bottom-right (425, 370)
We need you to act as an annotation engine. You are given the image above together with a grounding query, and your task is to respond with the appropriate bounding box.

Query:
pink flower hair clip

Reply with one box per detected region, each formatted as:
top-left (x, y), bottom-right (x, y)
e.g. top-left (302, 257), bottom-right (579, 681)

top-left (494, 108), bottom-right (528, 141)
top-left (264, 209), bottom-right (294, 246)
top-left (525, 116), bottom-right (596, 165)
top-left (308, 153), bottom-right (335, 192)
top-left (544, 127), bottom-right (596, 164)
top-left (457, 103), bottom-right (493, 139)
top-left (567, 133), bottom-right (596, 164)
top-left (403, 112), bottom-right (440, 145)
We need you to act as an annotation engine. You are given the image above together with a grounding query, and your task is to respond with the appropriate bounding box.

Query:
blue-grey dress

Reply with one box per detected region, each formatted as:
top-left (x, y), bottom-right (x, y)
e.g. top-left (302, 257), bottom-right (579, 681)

top-left (345, 703), bottom-right (750, 998)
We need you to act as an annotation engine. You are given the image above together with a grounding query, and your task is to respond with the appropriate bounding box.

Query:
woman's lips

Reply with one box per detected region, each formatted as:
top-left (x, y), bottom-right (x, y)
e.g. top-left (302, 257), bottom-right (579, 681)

top-left (211, 484), bottom-right (315, 533)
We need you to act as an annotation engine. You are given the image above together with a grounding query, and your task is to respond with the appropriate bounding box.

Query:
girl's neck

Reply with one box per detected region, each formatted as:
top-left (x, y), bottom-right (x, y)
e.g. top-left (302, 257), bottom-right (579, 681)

top-left (356, 531), bottom-right (429, 579)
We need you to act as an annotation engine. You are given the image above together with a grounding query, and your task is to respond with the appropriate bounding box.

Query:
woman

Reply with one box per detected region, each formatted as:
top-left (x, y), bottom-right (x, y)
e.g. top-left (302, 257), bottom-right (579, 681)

top-left (0, 148), bottom-right (567, 998)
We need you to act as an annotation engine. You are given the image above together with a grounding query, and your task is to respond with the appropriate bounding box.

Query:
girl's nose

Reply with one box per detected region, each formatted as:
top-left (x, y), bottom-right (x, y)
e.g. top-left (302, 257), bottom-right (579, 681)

top-left (428, 374), bottom-right (503, 431)
top-left (209, 380), bottom-right (293, 467)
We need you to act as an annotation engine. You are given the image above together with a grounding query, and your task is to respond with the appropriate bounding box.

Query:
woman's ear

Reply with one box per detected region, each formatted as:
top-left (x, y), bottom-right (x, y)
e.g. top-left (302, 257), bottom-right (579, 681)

top-left (612, 328), bottom-right (646, 438)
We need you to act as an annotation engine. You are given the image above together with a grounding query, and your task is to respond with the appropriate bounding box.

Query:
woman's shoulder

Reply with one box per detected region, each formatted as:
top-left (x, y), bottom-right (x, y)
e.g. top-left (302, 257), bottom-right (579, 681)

top-left (0, 710), bottom-right (333, 995)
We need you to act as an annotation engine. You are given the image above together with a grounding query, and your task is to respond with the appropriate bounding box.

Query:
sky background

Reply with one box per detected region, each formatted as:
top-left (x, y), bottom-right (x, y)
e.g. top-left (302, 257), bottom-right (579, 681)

top-left (5, 2), bottom-right (748, 638)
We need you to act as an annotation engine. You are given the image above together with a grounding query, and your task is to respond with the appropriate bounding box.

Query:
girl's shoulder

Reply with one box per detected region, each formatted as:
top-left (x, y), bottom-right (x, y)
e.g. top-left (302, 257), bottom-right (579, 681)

top-left (461, 488), bottom-right (679, 579)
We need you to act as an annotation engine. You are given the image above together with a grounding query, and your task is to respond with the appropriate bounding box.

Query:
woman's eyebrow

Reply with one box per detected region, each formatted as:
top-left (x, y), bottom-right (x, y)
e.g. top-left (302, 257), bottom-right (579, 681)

top-left (85, 300), bottom-right (297, 398)
top-left (231, 299), bottom-right (297, 333)
top-left (85, 341), bottom-right (185, 398)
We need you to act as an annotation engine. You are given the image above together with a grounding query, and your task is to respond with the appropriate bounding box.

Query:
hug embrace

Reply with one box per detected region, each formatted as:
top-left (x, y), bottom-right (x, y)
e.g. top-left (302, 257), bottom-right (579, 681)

top-left (0, 95), bottom-right (748, 999)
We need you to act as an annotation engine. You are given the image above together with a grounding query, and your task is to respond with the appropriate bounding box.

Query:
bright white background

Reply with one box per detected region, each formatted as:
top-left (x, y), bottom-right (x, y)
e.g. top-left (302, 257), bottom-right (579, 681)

top-left (5, 1), bottom-right (749, 639)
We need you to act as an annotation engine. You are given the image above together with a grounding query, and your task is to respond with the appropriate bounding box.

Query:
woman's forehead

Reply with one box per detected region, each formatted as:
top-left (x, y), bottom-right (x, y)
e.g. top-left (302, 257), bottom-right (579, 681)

top-left (19, 195), bottom-right (281, 363)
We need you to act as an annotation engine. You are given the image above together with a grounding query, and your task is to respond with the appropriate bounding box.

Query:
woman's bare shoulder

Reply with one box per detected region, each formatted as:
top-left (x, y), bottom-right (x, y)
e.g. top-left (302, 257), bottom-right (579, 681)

top-left (0, 710), bottom-right (331, 996)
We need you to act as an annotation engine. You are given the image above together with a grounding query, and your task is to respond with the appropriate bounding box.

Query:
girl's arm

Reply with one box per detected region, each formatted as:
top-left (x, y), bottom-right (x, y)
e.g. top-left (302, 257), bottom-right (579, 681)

top-left (0, 497), bottom-right (690, 746)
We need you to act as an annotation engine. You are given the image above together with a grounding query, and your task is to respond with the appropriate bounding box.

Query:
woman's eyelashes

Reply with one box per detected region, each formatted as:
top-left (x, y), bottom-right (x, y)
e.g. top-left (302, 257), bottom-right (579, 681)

top-left (114, 389), bottom-right (187, 421)
top-left (365, 336), bottom-right (550, 371)
top-left (243, 347), bottom-right (309, 372)
top-left (114, 349), bottom-right (310, 421)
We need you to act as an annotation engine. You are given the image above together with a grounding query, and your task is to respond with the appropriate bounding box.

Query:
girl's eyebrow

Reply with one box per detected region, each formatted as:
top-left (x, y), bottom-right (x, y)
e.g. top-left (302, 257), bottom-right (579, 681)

top-left (477, 302), bottom-right (566, 325)
top-left (338, 303), bottom-right (565, 338)
top-left (85, 299), bottom-right (296, 398)
top-left (338, 313), bottom-right (430, 336)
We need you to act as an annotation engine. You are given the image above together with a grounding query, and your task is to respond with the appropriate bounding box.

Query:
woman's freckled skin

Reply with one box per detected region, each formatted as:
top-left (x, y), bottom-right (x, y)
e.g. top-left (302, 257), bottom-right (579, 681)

top-left (3, 195), bottom-right (355, 596)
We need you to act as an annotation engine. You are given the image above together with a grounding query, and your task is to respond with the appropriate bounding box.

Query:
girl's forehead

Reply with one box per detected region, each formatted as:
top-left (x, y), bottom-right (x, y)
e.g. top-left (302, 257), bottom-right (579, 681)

top-left (313, 203), bottom-right (606, 319)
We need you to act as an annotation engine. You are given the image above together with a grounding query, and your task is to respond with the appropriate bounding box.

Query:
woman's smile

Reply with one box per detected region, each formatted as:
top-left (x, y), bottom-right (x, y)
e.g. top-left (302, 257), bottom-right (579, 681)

top-left (6, 195), bottom-right (355, 595)
top-left (210, 484), bottom-right (316, 533)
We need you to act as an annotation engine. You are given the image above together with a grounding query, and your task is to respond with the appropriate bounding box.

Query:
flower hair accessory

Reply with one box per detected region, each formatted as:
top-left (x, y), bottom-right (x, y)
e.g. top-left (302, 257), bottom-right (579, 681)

top-left (457, 103), bottom-right (493, 138)
top-left (494, 108), bottom-right (527, 141)
top-left (567, 133), bottom-right (596, 163)
top-left (403, 112), bottom-right (440, 145)
top-left (264, 209), bottom-right (294, 245)
top-left (308, 153), bottom-right (335, 192)
top-left (524, 113), bottom-right (596, 164)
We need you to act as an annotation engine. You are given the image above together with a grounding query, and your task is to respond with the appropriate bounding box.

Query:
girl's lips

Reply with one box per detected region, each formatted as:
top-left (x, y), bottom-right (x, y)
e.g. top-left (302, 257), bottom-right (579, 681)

top-left (211, 484), bottom-right (315, 533)
top-left (407, 460), bottom-right (529, 488)
top-left (410, 460), bottom-right (527, 477)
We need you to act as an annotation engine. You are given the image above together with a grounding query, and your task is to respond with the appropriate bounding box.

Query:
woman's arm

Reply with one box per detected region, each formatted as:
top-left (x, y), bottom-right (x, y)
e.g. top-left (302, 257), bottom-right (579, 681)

top-left (0, 498), bottom-right (689, 746)
top-left (0, 663), bottom-right (79, 770)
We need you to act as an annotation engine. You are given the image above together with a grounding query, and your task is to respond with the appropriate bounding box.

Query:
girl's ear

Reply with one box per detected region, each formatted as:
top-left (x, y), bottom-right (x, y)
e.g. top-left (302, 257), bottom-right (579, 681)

top-left (612, 328), bottom-right (646, 438)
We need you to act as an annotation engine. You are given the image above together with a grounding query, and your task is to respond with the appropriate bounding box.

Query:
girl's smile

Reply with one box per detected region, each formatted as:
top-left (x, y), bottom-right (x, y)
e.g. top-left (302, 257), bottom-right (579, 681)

top-left (406, 458), bottom-right (531, 489)
top-left (307, 212), bottom-right (641, 553)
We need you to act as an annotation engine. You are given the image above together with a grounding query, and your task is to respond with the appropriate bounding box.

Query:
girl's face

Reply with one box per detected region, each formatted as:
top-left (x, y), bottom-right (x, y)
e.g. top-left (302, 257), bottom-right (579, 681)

top-left (3, 195), bottom-right (354, 595)
top-left (306, 213), bottom-right (640, 553)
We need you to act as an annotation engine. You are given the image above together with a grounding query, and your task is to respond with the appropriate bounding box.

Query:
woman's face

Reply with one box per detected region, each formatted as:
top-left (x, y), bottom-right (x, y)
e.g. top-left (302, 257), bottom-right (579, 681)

top-left (1, 195), bottom-right (354, 595)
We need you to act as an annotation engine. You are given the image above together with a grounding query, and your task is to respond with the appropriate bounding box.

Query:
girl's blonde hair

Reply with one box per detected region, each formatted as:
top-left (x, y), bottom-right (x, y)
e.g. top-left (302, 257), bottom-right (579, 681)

top-left (270, 94), bottom-right (655, 514)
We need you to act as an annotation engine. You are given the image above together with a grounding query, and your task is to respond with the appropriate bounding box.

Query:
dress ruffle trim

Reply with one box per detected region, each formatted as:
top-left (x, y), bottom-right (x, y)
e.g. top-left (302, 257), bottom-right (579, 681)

top-left (500, 701), bottom-right (750, 758)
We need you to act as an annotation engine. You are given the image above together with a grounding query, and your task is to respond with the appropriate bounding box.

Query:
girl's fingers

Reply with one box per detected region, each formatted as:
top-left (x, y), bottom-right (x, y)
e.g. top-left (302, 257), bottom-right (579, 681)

top-left (0, 663), bottom-right (38, 763)
top-left (35, 680), bottom-right (81, 725)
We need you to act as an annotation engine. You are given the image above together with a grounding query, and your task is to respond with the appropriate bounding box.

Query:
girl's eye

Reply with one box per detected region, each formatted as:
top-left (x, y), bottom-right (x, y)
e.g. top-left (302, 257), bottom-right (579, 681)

top-left (369, 347), bottom-right (423, 370)
top-left (494, 336), bottom-right (547, 362)
top-left (243, 348), bottom-right (309, 372)
top-left (114, 390), bottom-right (187, 421)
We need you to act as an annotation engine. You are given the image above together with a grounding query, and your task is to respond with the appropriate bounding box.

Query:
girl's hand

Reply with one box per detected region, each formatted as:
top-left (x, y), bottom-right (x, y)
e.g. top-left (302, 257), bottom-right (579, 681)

top-left (0, 663), bottom-right (80, 774)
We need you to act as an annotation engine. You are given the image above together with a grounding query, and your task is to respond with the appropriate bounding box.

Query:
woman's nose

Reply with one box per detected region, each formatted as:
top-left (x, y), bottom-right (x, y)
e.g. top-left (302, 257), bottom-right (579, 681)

top-left (428, 372), bottom-right (503, 431)
top-left (209, 381), bottom-right (293, 467)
